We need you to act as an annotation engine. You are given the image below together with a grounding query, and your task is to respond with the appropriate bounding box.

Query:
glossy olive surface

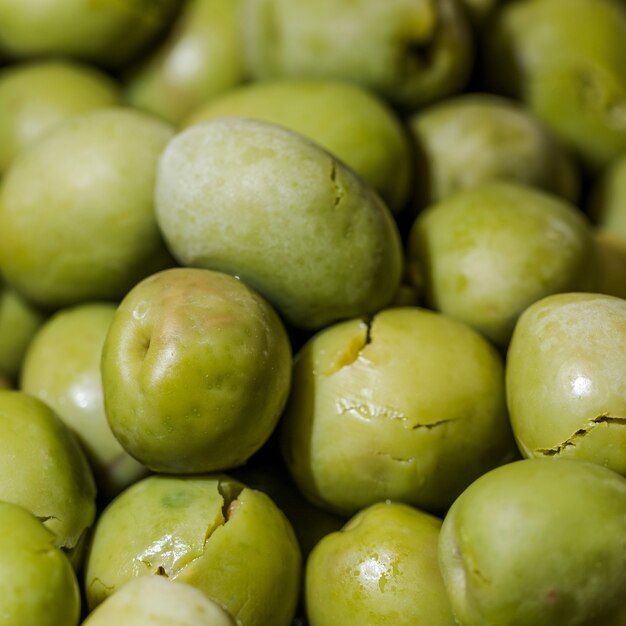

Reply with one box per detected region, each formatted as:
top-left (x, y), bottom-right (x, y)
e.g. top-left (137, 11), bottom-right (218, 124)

top-left (186, 79), bottom-right (412, 213)
top-left (306, 501), bottom-right (456, 626)
top-left (85, 474), bottom-right (301, 626)
top-left (282, 307), bottom-right (516, 516)
top-left (506, 292), bottom-right (626, 476)
top-left (0, 0), bottom-right (180, 68)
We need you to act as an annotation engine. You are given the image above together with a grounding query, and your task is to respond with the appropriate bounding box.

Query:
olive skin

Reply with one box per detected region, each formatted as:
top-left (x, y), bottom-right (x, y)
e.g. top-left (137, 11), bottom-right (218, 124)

top-left (306, 501), bottom-right (456, 626)
top-left (439, 459), bottom-right (626, 626)
top-left (84, 475), bottom-right (302, 626)
top-left (506, 292), bottom-right (626, 476)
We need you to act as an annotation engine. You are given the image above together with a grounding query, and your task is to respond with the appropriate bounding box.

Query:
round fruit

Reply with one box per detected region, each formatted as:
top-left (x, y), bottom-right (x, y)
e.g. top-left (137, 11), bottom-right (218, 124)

top-left (101, 268), bottom-right (292, 473)
top-left (306, 501), bottom-right (456, 626)
top-left (439, 458), bottom-right (626, 626)
top-left (506, 292), bottom-right (626, 476)
top-left (155, 117), bottom-right (403, 330)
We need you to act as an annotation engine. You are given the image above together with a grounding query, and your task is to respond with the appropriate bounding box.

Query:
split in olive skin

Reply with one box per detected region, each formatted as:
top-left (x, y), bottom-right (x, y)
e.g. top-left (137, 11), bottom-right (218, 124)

top-left (506, 292), bottom-right (626, 476)
top-left (0, 390), bottom-right (97, 569)
top-left (281, 306), bottom-right (516, 516)
top-left (84, 474), bottom-right (302, 626)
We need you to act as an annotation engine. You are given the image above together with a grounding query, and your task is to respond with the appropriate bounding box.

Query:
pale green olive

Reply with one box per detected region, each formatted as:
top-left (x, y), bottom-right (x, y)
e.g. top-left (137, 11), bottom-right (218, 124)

top-left (0, 108), bottom-right (175, 308)
top-left (281, 307), bottom-right (516, 516)
top-left (485, 0), bottom-right (626, 170)
top-left (506, 292), bottom-right (626, 476)
top-left (0, 59), bottom-right (120, 174)
top-left (101, 268), bottom-right (292, 474)
top-left (82, 577), bottom-right (236, 626)
top-left (306, 501), bottom-right (456, 626)
top-left (155, 117), bottom-right (403, 330)
top-left (240, 0), bottom-right (473, 110)
top-left (0, 390), bottom-right (96, 567)
top-left (0, 501), bottom-right (80, 626)
top-left (410, 93), bottom-right (579, 206)
top-left (439, 459), bottom-right (626, 626)
top-left (185, 79), bottom-right (413, 213)
top-left (20, 303), bottom-right (147, 501)
top-left (408, 182), bottom-right (597, 348)
top-left (0, 0), bottom-right (180, 68)
top-left (84, 474), bottom-right (301, 626)
top-left (125, 0), bottom-right (244, 125)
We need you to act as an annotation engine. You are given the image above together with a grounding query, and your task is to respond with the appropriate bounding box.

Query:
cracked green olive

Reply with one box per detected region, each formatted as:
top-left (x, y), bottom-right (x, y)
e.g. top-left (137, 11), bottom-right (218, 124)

top-left (0, 108), bottom-right (174, 309)
top-left (0, 0), bottom-right (180, 68)
top-left (20, 303), bottom-right (147, 501)
top-left (485, 0), bottom-right (626, 170)
top-left (408, 182), bottom-right (598, 348)
top-left (84, 474), bottom-right (301, 626)
top-left (155, 117), bottom-right (403, 330)
top-left (240, 0), bottom-right (472, 110)
top-left (185, 79), bottom-right (412, 213)
top-left (0, 390), bottom-right (96, 568)
top-left (0, 501), bottom-right (80, 626)
top-left (101, 267), bottom-right (292, 474)
top-left (82, 577), bottom-right (236, 626)
top-left (0, 59), bottom-right (120, 174)
top-left (410, 93), bottom-right (579, 206)
top-left (306, 501), bottom-right (455, 626)
top-left (439, 458), bottom-right (626, 626)
top-left (125, 0), bottom-right (244, 125)
top-left (506, 292), bottom-right (626, 476)
top-left (281, 307), bottom-right (516, 516)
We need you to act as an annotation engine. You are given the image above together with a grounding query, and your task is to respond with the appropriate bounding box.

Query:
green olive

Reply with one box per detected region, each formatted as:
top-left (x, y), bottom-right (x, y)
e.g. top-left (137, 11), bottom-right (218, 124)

top-left (506, 292), bottom-right (626, 476)
top-left (281, 307), bottom-right (516, 516)
top-left (84, 474), bottom-right (301, 626)
top-left (439, 459), bottom-right (626, 626)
